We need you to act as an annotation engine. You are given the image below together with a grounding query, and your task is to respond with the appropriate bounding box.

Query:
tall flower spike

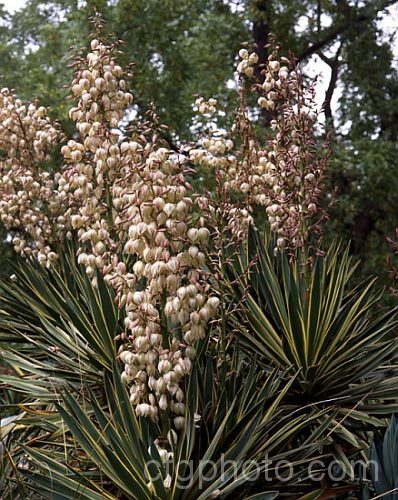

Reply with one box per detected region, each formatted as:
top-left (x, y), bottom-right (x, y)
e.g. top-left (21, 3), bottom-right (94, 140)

top-left (0, 88), bottom-right (62, 266)
top-left (0, 33), bottom-right (218, 434)
top-left (59, 37), bottom-right (218, 428)
top-left (258, 46), bottom-right (329, 253)
top-left (113, 132), bottom-right (218, 426)
top-left (59, 37), bottom-right (134, 281)
top-left (190, 41), bottom-right (329, 255)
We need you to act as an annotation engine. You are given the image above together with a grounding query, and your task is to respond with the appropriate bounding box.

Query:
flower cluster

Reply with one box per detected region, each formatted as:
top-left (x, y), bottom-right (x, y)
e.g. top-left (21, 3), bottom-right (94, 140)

top-left (190, 130), bottom-right (254, 241)
top-left (190, 43), bottom-right (328, 252)
top-left (58, 38), bottom-right (134, 279)
top-left (0, 88), bottom-right (62, 266)
top-left (0, 34), bottom-right (328, 437)
top-left (0, 36), bottom-right (220, 433)
top-left (237, 48), bottom-right (258, 78)
top-left (194, 96), bottom-right (218, 115)
top-left (256, 50), bottom-right (328, 250)
top-left (109, 142), bottom-right (219, 426)
top-left (58, 38), bottom-right (221, 429)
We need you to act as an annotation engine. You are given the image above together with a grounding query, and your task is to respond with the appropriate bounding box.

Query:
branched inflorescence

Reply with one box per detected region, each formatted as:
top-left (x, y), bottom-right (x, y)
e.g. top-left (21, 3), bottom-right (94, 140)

top-left (0, 32), bottom-right (328, 439)
top-left (0, 89), bottom-right (62, 266)
top-left (58, 37), bottom-right (220, 427)
top-left (190, 42), bottom-right (328, 254)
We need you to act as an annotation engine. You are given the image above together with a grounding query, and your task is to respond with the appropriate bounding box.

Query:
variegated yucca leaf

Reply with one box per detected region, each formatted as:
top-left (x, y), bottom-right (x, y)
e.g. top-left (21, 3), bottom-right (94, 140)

top-left (223, 226), bottom-right (398, 466)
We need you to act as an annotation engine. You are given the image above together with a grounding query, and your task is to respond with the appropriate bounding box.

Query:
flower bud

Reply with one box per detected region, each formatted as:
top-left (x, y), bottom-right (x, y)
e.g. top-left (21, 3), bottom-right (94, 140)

top-left (174, 416), bottom-right (185, 430)
top-left (187, 228), bottom-right (198, 242)
top-left (159, 394), bottom-right (168, 411)
top-left (158, 360), bottom-right (172, 373)
top-left (249, 52), bottom-right (259, 64)
top-left (136, 403), bottom-right (151, 417)
top-left (239, 48), bottom-right (249, 60)
top-left (269, 60), bottom-right (280, 72)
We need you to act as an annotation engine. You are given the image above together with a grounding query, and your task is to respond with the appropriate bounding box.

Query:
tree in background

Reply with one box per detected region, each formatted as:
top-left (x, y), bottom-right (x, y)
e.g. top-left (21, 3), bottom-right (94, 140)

top-left (0, 0), bottom-right (397, 287)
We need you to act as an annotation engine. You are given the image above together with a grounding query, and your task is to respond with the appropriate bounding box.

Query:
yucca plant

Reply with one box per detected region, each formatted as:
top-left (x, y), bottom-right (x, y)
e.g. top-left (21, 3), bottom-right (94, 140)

top-left (223, 227), bottom-right (398, 472)
top-left (0, 248), bottom-right (124, 497)
top-left (0, 245), bottom-right (334, 498)
top-left (16, 363), bottom-right (329, 499)
top-left (0, 247), bottom-right (123, 388)
top-left (2, 233), bottom-right (398, 497)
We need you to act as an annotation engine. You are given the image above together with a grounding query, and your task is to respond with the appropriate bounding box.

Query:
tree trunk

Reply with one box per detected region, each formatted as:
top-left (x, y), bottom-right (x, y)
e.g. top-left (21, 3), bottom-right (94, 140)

top-left (252, 0), bottom-right (270, 82)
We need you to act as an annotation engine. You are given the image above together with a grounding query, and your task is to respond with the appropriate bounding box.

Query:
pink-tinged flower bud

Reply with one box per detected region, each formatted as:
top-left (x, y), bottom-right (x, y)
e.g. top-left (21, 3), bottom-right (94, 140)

top-left (156, 377), bottom-right (167, 393)
top-left (197, 227), bottom-right (209, 242)
top-left (207, 296), bottom-right (220, 311)
top-left (159, 449), bottom-right (168, 463)
top-left (176, 200), bottom-right (187, 214)
top-left (143, 247), bottom-right (153, 262)
top-left (269, 60), bottom-right (280, 72)
top-left (130, 392), bottom-right (140, 405)
top-left (132, 291), bottom-right (144, 304)
top-left (164, 203), bottom-right (175, 216)
top-left (153, 197), bottom-right (165, 210)
top-left (121, 371), bottom-right (132, 383)
top-left (164, 301), bottom-right (174, 317)
top-left (164, 370), bottom-right (177, 384)
top-left (176, 221), bottom-right (187, 235)
top-left (167, 258), bottom-right (179, 273)
top-left (190, 311), bottom-right (200, 325)
top-left (158, 360), bottom-right (172, 374)
top-left (148, 376), bottom-right (157, 391)
top-left (79, 78), bottom-right (90, 90)
top-left (180, 357), bottom-right (192, 373)
top-left (135, 336), bottom-right (149, 351)
top-left (136, 403), bottom-right (151, 417)
top-left (177, 287), bottom-right (186, 301)
top-left (72, 84), bottom-right (82, 95)
top-left (266, 100), bottom-right (275, 111)
top-left (86, 266), bottom-right (95, 277)
top-left (188, 246), bottom-right (199, 259)
top-left (95, 241), bottom-right (106, 254)
top-left (308, 202), bottom-right (317, 213)
top-left (137, 370), bottom-right (147, 383)
top-left (279, 68), bottom-right (289, 79)
top-left (114, 65), bottom-right (123, 77)
top-left (174, 402), bottom-right (185, 415)
top-left (305, 173), bottom-right (315, 182)
top-left (120, 350), bottom-right (133, 364)
top-left (90, 87), bottom-right (99, 99)
top-left (199, 307), bottom-right (210, 322)
top-left (277, 237), bottom-right (285, 249)
top-left (95, 78), bottom-right (105, 91)
top-left (167, 429), bottom-right (178, 447)
top-left (120, 141), bottom-right (130, 154)
top-left (133, 260), bottom-right (145, 275)
top-left (185, 346), bottom-right (197, 359)
top-left (258, 97), bottom-right (267, 108)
